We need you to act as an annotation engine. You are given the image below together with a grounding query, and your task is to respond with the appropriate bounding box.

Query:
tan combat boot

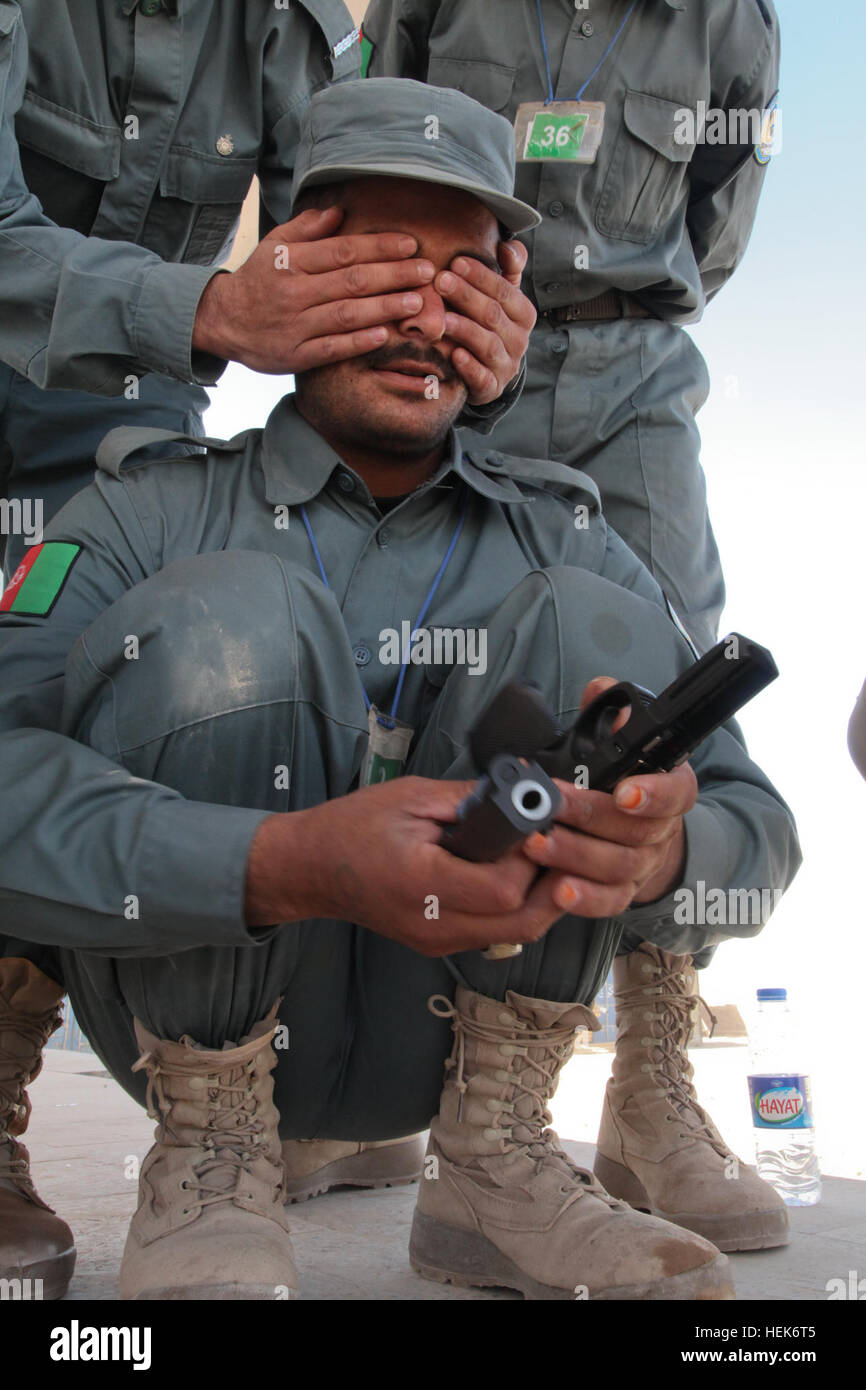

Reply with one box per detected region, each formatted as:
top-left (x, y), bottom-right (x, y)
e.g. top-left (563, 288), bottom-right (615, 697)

top-left (593, 943), bottom-right (789, 1252)
top-left (410, 986), bottom-right (733, 1300)
top-left (0, 958), bottom-right (76, 1300)
top-left (282, 1136), bottom-right (426, 1202)
top-left (120, 1008), bottom-right (298, 1300)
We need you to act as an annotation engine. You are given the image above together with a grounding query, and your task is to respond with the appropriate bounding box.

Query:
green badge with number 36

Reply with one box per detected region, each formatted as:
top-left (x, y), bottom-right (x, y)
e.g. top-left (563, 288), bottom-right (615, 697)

top-left (526, 111), bottom-right (588, 159)
top-left (514, 100), bottom-right (605, 164)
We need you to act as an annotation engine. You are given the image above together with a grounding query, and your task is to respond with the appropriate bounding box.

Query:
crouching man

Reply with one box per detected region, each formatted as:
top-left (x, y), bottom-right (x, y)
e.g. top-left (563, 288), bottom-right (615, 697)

top-left (0, 80), bottom-right (800, 1301)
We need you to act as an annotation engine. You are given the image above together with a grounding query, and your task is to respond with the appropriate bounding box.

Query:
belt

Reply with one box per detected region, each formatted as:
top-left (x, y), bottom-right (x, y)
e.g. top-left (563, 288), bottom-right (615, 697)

top-left (544, 290), bottom-right (653, 324)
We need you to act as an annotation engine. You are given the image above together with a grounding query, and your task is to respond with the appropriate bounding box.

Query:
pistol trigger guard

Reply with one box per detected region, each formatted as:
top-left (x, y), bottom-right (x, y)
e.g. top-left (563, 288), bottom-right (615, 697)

top-left (573, 684), bottom-right (633, 743)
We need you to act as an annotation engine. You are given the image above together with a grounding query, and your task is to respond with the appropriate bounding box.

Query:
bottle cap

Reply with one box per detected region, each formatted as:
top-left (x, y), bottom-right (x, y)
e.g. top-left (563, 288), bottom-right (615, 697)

top-left (756, 987), bottom-right (787, 1001)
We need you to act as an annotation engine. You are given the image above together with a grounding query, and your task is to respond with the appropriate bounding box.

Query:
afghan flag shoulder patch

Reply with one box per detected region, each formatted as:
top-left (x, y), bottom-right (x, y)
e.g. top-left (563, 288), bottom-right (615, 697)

top-left (0, 541), bottom-right (82, 617)
top-left (359, 27), bottom-right (374, 78)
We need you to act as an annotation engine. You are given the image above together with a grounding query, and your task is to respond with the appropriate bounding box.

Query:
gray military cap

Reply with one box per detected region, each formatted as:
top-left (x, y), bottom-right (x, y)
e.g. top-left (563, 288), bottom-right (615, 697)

top-left (292, 78), bottom-right (541, 234)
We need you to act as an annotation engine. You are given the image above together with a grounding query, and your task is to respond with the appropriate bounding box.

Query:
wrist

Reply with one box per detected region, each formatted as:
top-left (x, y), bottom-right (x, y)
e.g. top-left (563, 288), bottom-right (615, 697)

top-left (192, 270), bottom-right (234, 360)
top-left (244, 810), bottom-right (322, 926)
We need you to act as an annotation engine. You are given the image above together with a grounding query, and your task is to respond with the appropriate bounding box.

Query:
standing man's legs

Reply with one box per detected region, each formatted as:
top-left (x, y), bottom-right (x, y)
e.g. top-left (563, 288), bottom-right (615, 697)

top-left (463, 317), bottom-right (722, 654)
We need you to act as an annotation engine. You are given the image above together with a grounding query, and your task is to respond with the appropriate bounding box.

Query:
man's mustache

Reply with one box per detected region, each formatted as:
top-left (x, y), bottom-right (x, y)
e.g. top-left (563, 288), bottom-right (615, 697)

top-left (362, 342), bottom-right (458, 384)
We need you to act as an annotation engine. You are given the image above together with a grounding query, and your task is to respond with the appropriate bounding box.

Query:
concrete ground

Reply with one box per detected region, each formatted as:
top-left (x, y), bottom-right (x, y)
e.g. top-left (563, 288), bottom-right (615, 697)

top-left (26, 1046), bottom-right (864, 1302)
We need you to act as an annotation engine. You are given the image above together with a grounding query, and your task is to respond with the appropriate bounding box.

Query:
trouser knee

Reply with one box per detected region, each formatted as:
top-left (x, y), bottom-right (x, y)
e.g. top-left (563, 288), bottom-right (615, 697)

top-left (62, 549), bottom-right (366, 807)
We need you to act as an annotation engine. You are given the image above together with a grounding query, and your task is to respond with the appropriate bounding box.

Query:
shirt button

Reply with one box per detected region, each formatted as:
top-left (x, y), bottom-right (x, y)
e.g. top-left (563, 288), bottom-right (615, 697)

top-left (546, 282), bottom-right (564, 294)
top-left (377, 527), bottom-right (392, 548)
top-left (216, 134), bottom-right (235, 157)
top-left (139, 0), bottom-right (164, 14)
top-left (337, 472), bottom-right (355, 493)
top-left (352, 645), bottom-right (371, 667)
top-left (580, 19), bottom-right (594, 37)
top-left (548, 200), bottom-right (564, 217)
top-left (550, 339), bottom-right (568, 355)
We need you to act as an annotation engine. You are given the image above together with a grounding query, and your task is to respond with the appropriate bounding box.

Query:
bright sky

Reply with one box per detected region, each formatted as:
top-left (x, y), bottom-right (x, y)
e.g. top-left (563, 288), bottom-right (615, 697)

top-left (204, 1), bottom-right (866, 1171)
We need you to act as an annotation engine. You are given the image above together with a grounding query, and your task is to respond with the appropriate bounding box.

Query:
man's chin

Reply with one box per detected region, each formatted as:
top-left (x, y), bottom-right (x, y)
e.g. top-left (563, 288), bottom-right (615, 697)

top-left (294, 368), bottom-right (468, 457)
top-left (350, 390), bottom-right (466, 454)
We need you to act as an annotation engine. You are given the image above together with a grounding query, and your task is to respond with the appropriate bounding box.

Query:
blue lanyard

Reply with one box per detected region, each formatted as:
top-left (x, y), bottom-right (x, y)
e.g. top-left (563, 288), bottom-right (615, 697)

top-left (300, 485), bottom-right (470, 730)
top-left (535, 0), bottom-right (638, 105)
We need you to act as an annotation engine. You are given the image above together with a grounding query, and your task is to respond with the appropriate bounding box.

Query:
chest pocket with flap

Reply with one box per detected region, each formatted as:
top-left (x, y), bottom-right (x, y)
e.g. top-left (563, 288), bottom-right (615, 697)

top-left (16, 90), bottom-right (121, 181)
top-left (426, 57), bottom-right (517, 116)
top-left (153, 146), bottom-right (257, 265)
top-left (595, 91), bottom-right (693, 244)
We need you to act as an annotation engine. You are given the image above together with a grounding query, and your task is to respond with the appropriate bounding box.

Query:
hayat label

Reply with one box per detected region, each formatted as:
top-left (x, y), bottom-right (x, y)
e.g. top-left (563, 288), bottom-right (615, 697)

top-left (748, 1074), bottom-right (814, 1129)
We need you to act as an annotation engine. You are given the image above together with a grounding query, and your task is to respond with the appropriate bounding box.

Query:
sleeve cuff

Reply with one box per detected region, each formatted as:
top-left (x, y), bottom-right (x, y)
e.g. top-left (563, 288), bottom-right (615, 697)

top-left (139, 799), bottom-right (274, 948)
top-left (135, 262), bottom-right (228, 385)
top-left (456, 360), bottom-right (526, 434)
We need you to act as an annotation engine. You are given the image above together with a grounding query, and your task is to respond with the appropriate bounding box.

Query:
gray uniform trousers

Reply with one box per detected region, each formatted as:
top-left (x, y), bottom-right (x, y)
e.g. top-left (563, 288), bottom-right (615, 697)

top-left (0, 366), bottom-right (208, 577)
top-left (462, 317), bottom-right (721, 657)
top-left (33, 550), bottom-right (636, 1139)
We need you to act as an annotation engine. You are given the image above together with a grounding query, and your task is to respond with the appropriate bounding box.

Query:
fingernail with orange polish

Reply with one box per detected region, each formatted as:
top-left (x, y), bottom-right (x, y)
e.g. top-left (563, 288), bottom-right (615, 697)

top-left (555, 879), bottom-right (581, 910)
top-left (616, 783), bottom-right (646, 810)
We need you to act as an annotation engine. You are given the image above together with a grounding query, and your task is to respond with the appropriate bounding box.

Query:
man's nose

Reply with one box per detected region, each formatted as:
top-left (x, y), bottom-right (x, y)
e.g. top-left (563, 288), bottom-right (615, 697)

top-left (397, 282), bottom-right (448, 342)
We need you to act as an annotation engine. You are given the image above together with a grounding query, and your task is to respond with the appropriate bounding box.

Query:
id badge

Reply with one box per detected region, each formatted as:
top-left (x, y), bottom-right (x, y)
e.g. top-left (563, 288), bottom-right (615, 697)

top-left (514, 100), bottom-right (605, 163)
top-left (359, 704), bottom-right (414, 786)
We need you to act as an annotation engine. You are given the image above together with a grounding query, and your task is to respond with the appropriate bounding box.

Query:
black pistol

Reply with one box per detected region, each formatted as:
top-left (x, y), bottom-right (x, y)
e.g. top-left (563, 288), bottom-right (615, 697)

top-left (538, 632), bottom-right (778, 790)
top-left (439, 682), bottom-right (563, 863)
top-left (442, 633), bottom-right (777, 858)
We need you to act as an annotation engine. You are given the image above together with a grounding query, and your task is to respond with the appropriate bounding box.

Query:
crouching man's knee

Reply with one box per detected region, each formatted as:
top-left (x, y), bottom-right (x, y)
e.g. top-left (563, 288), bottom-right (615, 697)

top-left (60, 551), bottom-right (354, 787)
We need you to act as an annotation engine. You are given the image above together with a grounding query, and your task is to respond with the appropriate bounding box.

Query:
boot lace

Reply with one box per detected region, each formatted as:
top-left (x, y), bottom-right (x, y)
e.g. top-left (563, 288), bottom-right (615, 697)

top-left (134, 1050), bottom-right (279, 1212)
top-left (0, 1000), bottom-right (63, 1125)
top-left (429, 996), bottom-right (616, 1201)
top-left (0, 1000), bottom-right (62, 1202)
top-left (620, 957), bottom-right (729, 1156)
top-left (0, 1133), bottom-right (41, 1202)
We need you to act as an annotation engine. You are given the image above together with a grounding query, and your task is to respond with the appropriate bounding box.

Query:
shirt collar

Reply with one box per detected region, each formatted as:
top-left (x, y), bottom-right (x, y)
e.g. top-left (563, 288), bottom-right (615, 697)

top-left (260, 397), bottom-right (362, 505)
top-left (259, 395), bottom-right (600, 512)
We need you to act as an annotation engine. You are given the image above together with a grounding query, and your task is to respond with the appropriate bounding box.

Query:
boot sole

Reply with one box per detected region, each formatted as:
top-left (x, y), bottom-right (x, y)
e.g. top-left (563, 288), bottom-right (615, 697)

top-left (593, 1152), bottom-right (790, 1253)
top-left (409, 1210), bottom-right (735, 1301)
top-left (284, 1139), bottom-right (424, 1204)
top-left (0, 1245), bottom-right (76, 1301)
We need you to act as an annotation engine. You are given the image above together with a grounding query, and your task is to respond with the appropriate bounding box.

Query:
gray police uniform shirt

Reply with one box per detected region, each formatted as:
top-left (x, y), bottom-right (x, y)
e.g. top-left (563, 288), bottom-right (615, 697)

top-left (0, 396), bottom-right (797, 956)
top-left (363, 0), bottom-right (779, 321)
top-left (0, 0), bottom-right (360, 394)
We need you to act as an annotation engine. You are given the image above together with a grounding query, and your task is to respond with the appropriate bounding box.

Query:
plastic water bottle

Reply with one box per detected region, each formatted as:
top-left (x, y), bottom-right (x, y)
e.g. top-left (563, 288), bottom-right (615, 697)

top-left (747, 988), bottom-right (821, 1206)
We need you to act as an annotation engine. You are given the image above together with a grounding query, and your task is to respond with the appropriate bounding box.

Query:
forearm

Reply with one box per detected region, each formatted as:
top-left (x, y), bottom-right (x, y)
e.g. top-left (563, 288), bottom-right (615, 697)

top-left (0, 727), bottom-right (269, 955)
top-left (0, 214), bottom-right (226, 391)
